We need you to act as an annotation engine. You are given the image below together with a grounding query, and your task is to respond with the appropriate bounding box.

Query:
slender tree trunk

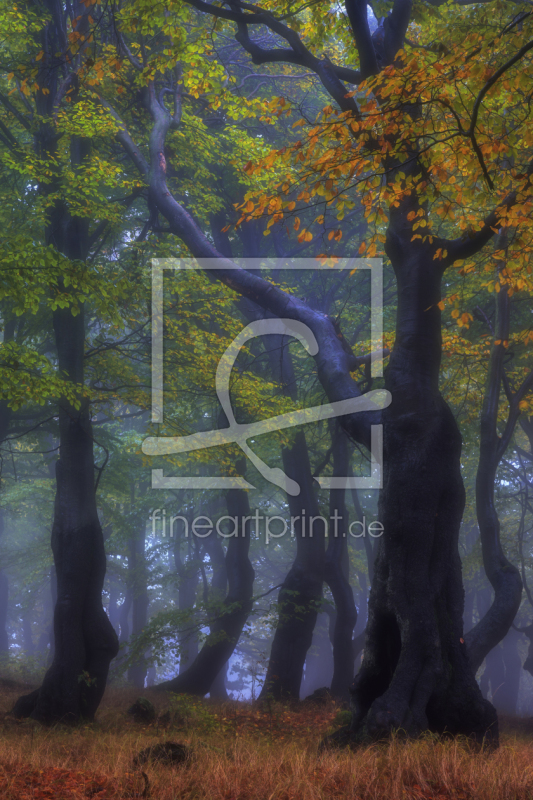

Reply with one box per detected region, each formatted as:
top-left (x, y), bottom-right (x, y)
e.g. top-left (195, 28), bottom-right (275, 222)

top-left (37, 569), bottom-right (56, 660)
top-left (326, 423), bottom-right (358, 702)
top-left (156, 474), bottom-right (254, 695)
top-left (346, 201), bottom-right (497, 743)
top-left (491, 629), bottom-right (521, 715)
top-left (259, 430), bottom-right (325, 700)
top-left (0, 510), bottom-right (8, 655)
top-left (0, 321), bottom-right (14, 656)
top-left (174, 534), bottom-right (200, 673)
top-left (107, 577), bottom-right (120, 635)
top-left (22, 613), bottom-right (35, 658)
top-left (465, 284), bottom-right (522, 672)
top-left (301, 613), bottom-right (334, 697)
top-left (0, 571), bottom-right (8, 655)
top-left (127, 519), bottom-right (149, 689)
top-left (119, 589), bottom-right (132, 643)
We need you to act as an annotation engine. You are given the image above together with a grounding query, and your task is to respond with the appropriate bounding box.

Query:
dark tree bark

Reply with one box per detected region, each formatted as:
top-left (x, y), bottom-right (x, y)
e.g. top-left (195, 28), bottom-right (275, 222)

top-left (127, 516), bottom-right (149, 689)
top-left (107, 577), bottom-right (121, 636)
top-left (0, 510), bottom-right (9, 655)
top-left (325, 423), bottom-right (358, 702)
top-left (156, 475), bottom-right (254, 695)
top-left (0, 321), bottom-right (15, 656)
top-left (347, 198), bottom-right (497, 743)
top-left (0, 571), bottom-right (8, 655)
top-left (258, 429), bottom-right (325, 701)
top-left (37, 568), bottom-right (56, 661)
top-left (465, 283), bottom-right (523, 673)
top-left (485, 629), bottom-right (522, 715)
top-left (13, 300), bottom-right (119, 721)
top-left (301, 613), bottom-right (334, 697)
top-left (22, 613), bottom-right (35, 658)
top-left (13, 7), bottom-right (118, 717)
top-left (119, 589), bottom-right (133, 643)
top-left (210, 660), bottom-right (229, 700)
top-left (174, 533), bottom-right (200, 673)
top-left (107, 0), bottom-right (533, 744)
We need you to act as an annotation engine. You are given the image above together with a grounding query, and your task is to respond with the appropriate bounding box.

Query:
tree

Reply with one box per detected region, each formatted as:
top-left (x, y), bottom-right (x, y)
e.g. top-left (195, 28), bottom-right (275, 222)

top-left (101, 0), bottom-right (533, 742)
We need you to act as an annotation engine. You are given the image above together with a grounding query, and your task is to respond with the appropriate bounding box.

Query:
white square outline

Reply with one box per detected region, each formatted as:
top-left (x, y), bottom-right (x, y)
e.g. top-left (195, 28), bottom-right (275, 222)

top-left (146, 258), bottom-right (385, 491)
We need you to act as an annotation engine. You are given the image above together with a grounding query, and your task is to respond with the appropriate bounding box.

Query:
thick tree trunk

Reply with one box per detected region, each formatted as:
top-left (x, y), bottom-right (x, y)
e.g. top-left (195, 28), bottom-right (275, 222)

top-left (13, 133), bottom-right (118, 722)
top-left (345, 207), bottom-right (497, 744)
top-left (210, 660), bottom-right (229, 700)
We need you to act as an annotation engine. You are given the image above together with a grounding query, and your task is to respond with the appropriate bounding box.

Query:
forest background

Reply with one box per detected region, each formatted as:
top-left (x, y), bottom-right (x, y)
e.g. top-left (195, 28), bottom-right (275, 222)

top-left (0, 0), bottom-right (532, 749)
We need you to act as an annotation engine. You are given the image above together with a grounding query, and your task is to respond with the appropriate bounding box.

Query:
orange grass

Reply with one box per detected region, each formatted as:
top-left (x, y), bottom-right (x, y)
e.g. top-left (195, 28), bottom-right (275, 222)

top-left (0, 684), bottom-right (532, 799)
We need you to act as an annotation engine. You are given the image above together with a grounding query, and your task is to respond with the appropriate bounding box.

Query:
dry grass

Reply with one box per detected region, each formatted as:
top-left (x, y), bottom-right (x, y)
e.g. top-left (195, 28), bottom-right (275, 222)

top-left (0, 684), bottom-right (532, 799)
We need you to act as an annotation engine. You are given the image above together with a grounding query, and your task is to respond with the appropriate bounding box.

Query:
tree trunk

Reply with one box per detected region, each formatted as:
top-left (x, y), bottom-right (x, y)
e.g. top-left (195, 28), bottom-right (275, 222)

top-left (156, 476), bottom-right (254, 695)
top-left (22, 613), bottom-right (35, 658)
top-left (301, 613), bottom-right (334, 697)
top-left (127, 520), bottom-right (149, 689)
top-left (37, 569), bottom-right (56, 660)
top-left (259, 430), bottom-right (325, 700)
top-left (490, 630), bottom-right (521, 715)
top-left (13, 130), bottom-right (118, 722)
top-left (346, 204), bottom-right (497, 743)
top-left (326, 423), bottom-right (358, 702)
top-left (107, 577), bottom-right (120, 635)
top-left (0, 570), bottom-right (8, 655)
top-left (210, 660), bottom-right (229, 700)
top-left (174, 533), bottom-right (200, 673)
top-left (465, 284), bottom-right (522, 672)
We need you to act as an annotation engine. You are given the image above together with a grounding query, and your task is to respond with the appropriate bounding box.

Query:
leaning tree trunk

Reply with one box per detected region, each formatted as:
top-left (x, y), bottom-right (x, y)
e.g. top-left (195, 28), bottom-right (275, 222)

top-left (259, 429), bottom-right (325, 700)
top-left (465, 282), bottom-right (522, 672)
top-left (346, 201), bottom-right (497, 744)
top-left (156, 472), bottom-right (254, 695)
top-left (13, 133), bottom-right (118, 723)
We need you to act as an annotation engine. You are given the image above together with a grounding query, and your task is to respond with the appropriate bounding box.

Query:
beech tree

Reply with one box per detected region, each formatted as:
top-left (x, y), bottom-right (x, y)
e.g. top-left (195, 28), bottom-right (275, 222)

top-left (99, 0), bottom-right (533, 742)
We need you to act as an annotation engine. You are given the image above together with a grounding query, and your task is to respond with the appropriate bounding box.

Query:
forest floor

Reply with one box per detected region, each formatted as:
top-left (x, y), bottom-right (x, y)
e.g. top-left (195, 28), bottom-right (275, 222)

top-left (0, 682), bottom-right (533, 799)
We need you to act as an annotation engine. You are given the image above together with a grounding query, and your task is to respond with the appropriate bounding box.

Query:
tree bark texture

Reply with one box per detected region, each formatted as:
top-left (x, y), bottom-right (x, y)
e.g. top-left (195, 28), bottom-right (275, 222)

top-left (346, 202), bottom-right (497, 743)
